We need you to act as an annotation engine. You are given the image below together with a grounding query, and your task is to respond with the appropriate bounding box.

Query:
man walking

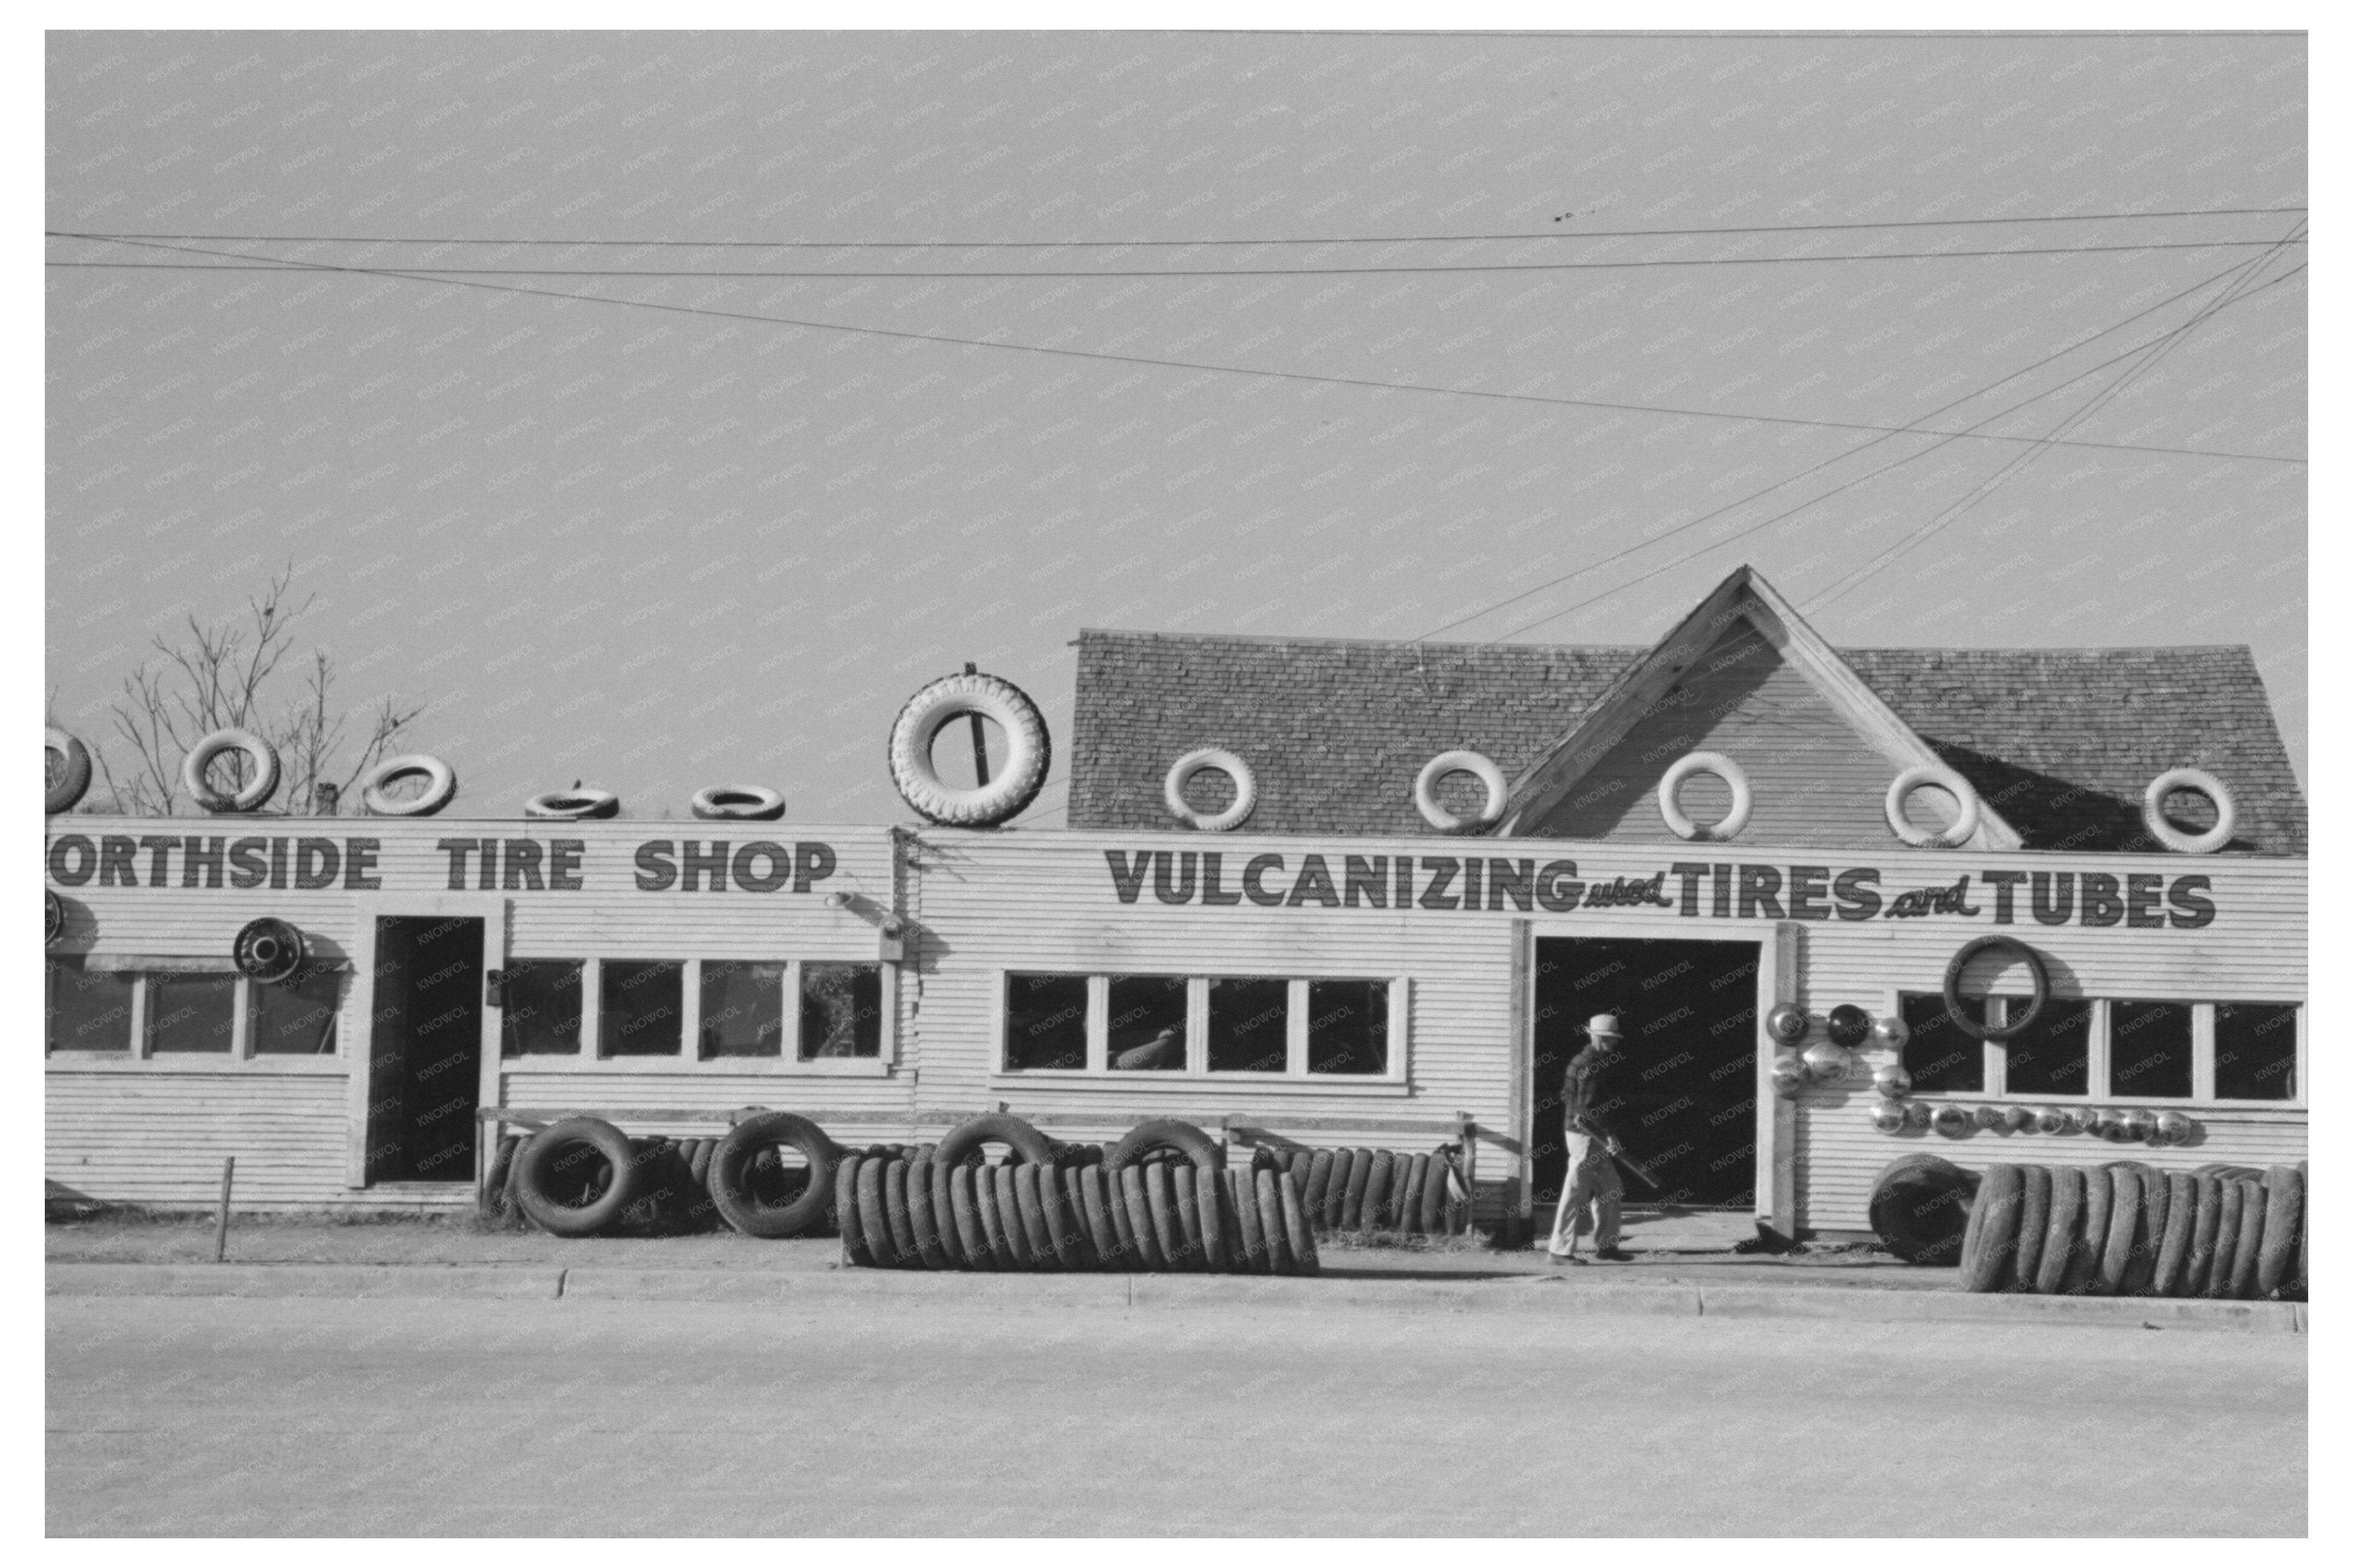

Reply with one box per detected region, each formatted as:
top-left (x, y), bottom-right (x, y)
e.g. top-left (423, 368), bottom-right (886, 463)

top-left (1548, 1013), bottom-right (1633, 1263)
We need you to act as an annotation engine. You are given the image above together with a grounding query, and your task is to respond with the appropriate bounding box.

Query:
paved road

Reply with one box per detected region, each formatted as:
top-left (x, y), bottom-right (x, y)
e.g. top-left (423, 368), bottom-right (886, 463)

top-left (48, 1295), bottom-right (2303, 1535)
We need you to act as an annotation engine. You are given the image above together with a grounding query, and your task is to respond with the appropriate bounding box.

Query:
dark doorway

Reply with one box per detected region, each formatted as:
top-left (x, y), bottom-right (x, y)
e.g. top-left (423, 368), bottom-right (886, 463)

top-left (366, 915), bottom-right (486, 1184)
top-left (1532, 937), bottom-right (1759, 1209)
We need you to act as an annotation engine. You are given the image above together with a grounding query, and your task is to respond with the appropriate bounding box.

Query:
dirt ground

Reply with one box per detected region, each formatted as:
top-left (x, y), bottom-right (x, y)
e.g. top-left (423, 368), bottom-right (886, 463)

top-left (45, 1210), bottom-right (1951, 1287)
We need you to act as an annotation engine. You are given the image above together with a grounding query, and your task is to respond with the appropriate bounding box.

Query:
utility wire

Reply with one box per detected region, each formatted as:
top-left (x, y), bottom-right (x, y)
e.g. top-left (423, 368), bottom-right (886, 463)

top-left (53, 205), bottom-right (2307, 250)
top-left (1802, 230), bottom-right (2305, 614)
top-left (1472, 254), bottom-right (2306, 645)
top-left (50, 233), bottom-right (2302, 465)
top-left (46, 237), bottom-right (2310, 279)
top-left (1412, 250), bottom-right (2311, 642)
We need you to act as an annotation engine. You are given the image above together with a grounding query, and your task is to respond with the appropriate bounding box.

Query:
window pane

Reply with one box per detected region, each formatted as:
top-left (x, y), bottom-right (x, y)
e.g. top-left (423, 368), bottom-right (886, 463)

top-left (501, 960), bottom-right (583, 1056)
top-left (2001, 995), bottom-right (2090, 1097)
top-left (1207, 978), bottom-right (1289, 1074)
top-left (1307, 980), bottom-right (1389, 1075)
top-left (1004, 973), bottom-right (1087, 1071)
top-left (147, 972), bottom-right (237, 1054)
top-left (600, 960), bottom-right (683, 1056)
top-left (2108, 1002), bottom-right (2192, 1099)
top-left (2215, 1002), bottom-right (2298, 1100)
top-left (251, 963), bottom-right (346, 1055)
top-left (701, 961), bottom-right (785, 1058)
top-left (800, 963), bottom-right (882, 1060)
top-left (1900, 992), bottom-right (1984, 1093)
top-left (47, 955), bottom-right (134, 1053)
top-left (1107, 975), bottom-right (1188, 1071)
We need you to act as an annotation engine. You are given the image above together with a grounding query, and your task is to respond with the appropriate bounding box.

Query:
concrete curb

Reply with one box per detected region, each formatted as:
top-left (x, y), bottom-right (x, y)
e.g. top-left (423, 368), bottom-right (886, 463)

top-left (45, 1263), bottom-right (2305, 1332)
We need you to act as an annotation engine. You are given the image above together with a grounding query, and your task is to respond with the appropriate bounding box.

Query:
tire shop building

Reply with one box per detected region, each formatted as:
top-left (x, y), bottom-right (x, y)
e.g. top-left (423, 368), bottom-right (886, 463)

top-left (44, 566), bottom-right (2308, 1246)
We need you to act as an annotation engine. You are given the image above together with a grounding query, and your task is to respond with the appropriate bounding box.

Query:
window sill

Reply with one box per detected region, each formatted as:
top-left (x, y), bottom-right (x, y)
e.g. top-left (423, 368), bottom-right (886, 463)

top-left (501, 1056), bottom-right (893, 1078)
top-left (45, 1056), bottom-right (347, 1075)
top-left (1897, 1091), bottom-right (2303, 1112)
top-left (988, 1072), bottom-right (1412, 1094)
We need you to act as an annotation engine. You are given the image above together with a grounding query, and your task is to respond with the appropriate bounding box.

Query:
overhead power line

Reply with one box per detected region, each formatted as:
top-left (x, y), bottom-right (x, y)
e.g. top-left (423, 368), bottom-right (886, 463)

top-left (50, 234), bottom-right (2305, 466)
top-left (49, 236), bottom-right (2308, 279)
top-left (1411, 250), bottom-right (2309, 644)
top-left (50, 205), bottom-right (2306, 251)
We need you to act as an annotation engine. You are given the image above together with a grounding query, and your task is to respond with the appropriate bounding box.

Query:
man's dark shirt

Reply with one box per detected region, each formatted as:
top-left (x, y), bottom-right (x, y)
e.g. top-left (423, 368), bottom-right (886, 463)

top-left (1561, 1046), bottom-right (1616, 1140)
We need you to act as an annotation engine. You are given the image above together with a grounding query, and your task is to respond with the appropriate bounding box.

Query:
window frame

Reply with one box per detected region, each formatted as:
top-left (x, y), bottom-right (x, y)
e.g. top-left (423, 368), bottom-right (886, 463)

top-left (1885, 987), bottom-right (2303, 1109)
top-left (991, 968), bottom-right (1412, 1088)
top-left (43, 954), bottom-right (349, 1073)
top-left (496, 955), bottom-right (896, 1076)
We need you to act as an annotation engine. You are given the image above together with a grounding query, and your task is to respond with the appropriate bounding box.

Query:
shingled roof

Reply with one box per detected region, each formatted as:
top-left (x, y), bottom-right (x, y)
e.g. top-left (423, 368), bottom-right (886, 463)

top-left (1066, 628), bottom-right (2306, 856)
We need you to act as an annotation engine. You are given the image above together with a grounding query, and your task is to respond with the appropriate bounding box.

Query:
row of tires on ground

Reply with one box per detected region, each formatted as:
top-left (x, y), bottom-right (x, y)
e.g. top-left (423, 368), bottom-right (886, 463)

top-left (1869, 1153), bottom-right (2308, 1300)
top-left (478, 1109), bottom-right (1467, 1259)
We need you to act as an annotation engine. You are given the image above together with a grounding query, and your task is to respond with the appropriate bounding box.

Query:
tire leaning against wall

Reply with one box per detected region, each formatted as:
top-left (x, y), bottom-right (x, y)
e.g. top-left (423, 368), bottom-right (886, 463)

top-left (1103, 1118), bottom-right (1226, 1178)
top-left (1867, 1153), bottom-right (1979, 1267)
top-left (1957, 1163), bottom-right (2023, 1294)
top-left (2257, 1165), bottom-right (2303, 1299)
top-left (934, 1112), bottom-right (1060, 1171)
top-left (514, 1118), bottom-right (642, 1238)
top-left (709, 1111), bottom-right (838, 1239)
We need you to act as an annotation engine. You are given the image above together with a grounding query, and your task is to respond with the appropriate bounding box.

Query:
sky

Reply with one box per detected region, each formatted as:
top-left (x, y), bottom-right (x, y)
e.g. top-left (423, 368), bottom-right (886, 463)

top-left (44, 28), bottom-right (2307, 826)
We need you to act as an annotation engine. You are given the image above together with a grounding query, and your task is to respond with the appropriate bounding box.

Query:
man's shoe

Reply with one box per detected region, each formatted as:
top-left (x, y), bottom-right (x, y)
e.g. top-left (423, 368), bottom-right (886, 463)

top-left (1593, 1247), bottom-right (1636, 1261)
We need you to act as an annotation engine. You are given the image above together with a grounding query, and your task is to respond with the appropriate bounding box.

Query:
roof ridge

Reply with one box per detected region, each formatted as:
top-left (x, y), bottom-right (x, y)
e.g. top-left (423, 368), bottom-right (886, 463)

top-left (1078, 627), bottom-right (2257, 658)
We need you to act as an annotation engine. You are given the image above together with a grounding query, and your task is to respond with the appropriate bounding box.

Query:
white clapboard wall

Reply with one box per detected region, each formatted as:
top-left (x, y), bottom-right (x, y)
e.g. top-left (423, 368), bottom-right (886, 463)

top-left (48, 816), bottom-right (2305, 1230)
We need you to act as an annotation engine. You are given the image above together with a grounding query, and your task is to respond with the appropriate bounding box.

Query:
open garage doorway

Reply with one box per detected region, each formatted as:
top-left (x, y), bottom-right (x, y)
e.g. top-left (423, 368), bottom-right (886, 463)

top-left (1531, 936), bottom-right (1760, 1211)
top-left (364, 915), bottom-right (486, 1184)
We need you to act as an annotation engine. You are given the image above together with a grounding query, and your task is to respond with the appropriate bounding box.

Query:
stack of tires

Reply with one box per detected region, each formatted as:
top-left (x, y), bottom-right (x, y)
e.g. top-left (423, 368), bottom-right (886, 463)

top-left (1882, 1155), bottom-right (2308, 1300)
top-left (840, 1114), bottom-right (1319, 1275)
top-left (1264, 1144), bottom-right (1468, 1238)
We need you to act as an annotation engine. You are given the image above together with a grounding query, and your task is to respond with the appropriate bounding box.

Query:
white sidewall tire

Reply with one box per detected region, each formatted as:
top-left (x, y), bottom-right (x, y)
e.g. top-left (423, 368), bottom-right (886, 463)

top-left (45, 728), bottom-right (92, 814)
top-left (887, 672), bottom-right (1052, 828)
top-left (523, 788), bottom-right (620, 820)
top-left (1886, 765), bottom-right (1980, 849)
top-left (1656, 751), bottom-right (1753, 842)
top-left (691, 784), bottom-right (787, 822)
top-left (2142, 768), bottom-right (2235, 854)
top-left (1164, 748), bottom-right (1258, 832)
top-left (182, 728), bottom-right (282, 814)
top-left (361, 754), bottom-right (459, 817)
top-left (1413, 749), bottom-right (1507, 834)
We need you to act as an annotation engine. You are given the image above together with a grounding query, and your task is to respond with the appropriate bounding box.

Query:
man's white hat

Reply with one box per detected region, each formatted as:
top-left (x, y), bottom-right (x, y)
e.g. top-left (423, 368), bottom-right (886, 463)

top-left (1587, 1013), bottom-right (1622, 1043)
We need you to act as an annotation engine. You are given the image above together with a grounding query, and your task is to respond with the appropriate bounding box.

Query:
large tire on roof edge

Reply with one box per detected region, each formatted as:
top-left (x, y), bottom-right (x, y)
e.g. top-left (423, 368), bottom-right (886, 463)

top-left (934, 1112), bottom-right (1058, 1172)
top-left (1104, 1118), bottom-right (1226, 1178)
top-left (514, 1118), bottom-right (643, 1238)
top-left (2034, 1165), bottom-right (2086, 1295)
top-left (711, 1111), bottom-right (838, 1239)
top-left (887, 670), bottom-right (1052, 827)
top-left (1958, 1163), bottom-right (2024, 1293)
top-left (2258, 1165), bottom-right (2303, 1298)
top-left (45, 728), bottom-right (93, 815)
top-left (1867, 1153), bottom-right (1977, 1267)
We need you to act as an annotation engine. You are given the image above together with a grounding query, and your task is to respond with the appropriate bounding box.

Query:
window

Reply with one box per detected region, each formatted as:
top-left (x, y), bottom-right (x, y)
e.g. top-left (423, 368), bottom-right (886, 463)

top-left (47, 955), bottom-right (134, 1054)
top-left (1900, 992), bottom-right (1985, 1093)
top-left (701, 960), bottom-right (785, 1059)
top-left (2215, 1002), bottom-right (2297, 1101)
top-left (146, 972), bottom-right (237, 1054)
top-left (600, 960), bottom-right (683, 1057)
top-left (1307, 980), bottom-right (1390, 1076)
top-left (2108, 1002), bottom-right (2193, 1100)
top-left (251, 963), bottom-right (345, 1055)
top-left (999, 970), bottom-right (1405, 1080)
top-left (502, 960), bottom-right (584, 1056)
top-left (1004, 973), bottom-right (1089, 1071)
top-left (1106, 974), bottom-right (1187, 1071)
top-left (1206, 978), bottom-right (1288, 1073)
top-left (799, 963), bottom-right (882, 1060)
top-left (2000, 996), bottom-right (2091, 1097)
